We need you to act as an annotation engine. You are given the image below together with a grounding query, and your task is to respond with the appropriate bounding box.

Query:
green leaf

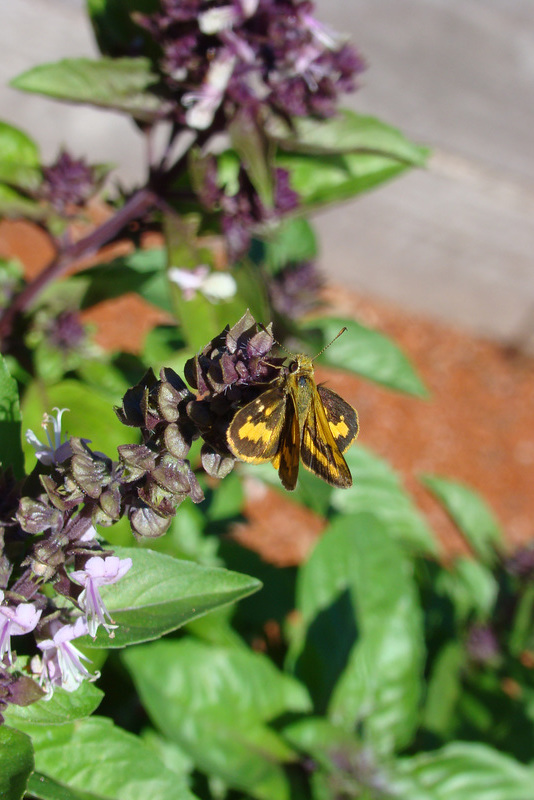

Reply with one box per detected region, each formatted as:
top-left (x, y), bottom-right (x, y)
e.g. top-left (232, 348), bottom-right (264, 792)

top-left (283, 716), bottom-right (359, 769)
top-left (301, 315), bottom-right (427, 396)
top-left (141, 326), bottom-right (189, 375)
top-left (140, 730), bottom-right (193, 778)
top-left (11, 58), bottom-right (164, 123)
top-left (0, 183), bottom-right (45, 219)
top-left (123, 638), bottom-right (311, 800)
top-left (394, 742), bottom-right (534, 800)
top-left (0, 120), bottom-right (41, 191)
top-left (27, 772), bottom-right (102, 800)
top-left (272, 110), bottom-right (428, 164)
top-left (78, 547), bottom-right (261, 648)
top-left (74, 358), bottom-right (132, 403)
top-left (263, 217), bottom-right (318, 273)
top-left (4, 683), bottom-right (103, 728)
top-left (86, 0), bottom-right (159, 58)
top-left (21, 379), bottom-right (137, 473)
top-left (78, 248), bottom-right (171, 313)
top-left (290, 513), bottom-right (424, 754)
top-left (421, 642), bottom-right (465, 738)
top-left (0, 726), bottom-right (34, 800)
top-left (0, 354), bottom-right (24, 478)
top-left (421, 474), bottom-right (503, 564)
top-left (278, 150), bottom-right (413, 210)
top-left (436, 556), bottom-right (498, 622)
top-left (330, 447), bottom-right (439, 556)
top-left (230, 113), bottom-right (274, 207)
top-left (18, 716), bottom-right (197, 800)
top-left (509, 582), bottom-right (534, 657)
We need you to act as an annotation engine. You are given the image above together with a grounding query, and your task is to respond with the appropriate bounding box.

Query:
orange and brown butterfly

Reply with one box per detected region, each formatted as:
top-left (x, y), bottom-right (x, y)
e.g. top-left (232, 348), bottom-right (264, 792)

top-left (226, 329), bottom-right (359, 490)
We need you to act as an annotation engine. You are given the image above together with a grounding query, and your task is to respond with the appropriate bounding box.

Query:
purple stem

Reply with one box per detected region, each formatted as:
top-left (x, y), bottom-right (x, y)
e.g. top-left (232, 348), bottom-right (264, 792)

top-left (0, 187), bottom-right (158, 344)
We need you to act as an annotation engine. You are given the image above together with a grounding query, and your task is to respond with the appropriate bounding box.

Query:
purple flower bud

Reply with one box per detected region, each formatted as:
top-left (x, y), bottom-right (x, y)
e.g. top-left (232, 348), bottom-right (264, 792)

top-left (466, 624), bottom-right (500, 664)
top-left (268, 260), bottom-right (323, 318)
top-left (46, 310), bottom-right (86, 352)
top-left (42, 150), bottom-right (96, 213)
top-left (506, 546), bottom-right (534, 579)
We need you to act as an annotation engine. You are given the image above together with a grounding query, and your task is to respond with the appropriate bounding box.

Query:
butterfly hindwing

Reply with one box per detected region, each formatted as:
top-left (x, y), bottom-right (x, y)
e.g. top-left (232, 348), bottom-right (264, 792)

top-left (301, 389), bottom-right (353, 488)
top-left (227, 386), bottom-right (287, 463)
top-left (272, 392), bottom-right (300, 491)
top-left (317, 385), bottom-right (359, 454)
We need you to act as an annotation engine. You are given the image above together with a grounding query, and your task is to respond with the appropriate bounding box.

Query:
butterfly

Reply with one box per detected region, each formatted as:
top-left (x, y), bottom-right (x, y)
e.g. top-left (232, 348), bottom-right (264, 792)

top-left (226, 333), bottom-right (359, 490)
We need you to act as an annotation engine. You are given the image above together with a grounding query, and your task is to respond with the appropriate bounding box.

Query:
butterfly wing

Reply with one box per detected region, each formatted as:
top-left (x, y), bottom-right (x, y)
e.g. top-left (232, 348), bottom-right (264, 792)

top-left (317, 386), bottom-right (359, 453)
top-left (271, 393), bottom-right (300, 491)
top-left (301, 388), bottom-right (353, 488)
top-left (227, 387), bottom-right (287, 463)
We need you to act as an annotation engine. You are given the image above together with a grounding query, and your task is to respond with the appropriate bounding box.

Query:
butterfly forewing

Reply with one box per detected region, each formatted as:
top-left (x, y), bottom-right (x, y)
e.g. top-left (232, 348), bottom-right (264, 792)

top-left (317, 386), bottom-right (359, 454)
top-left (227, 387), bottom-right (287, 463)
top-left (301, 389), bottom-right (353, 488)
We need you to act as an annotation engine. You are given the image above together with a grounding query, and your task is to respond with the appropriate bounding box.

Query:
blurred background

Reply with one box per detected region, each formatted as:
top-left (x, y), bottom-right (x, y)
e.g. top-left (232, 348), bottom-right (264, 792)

top-left (2, 0), bottom-right (534, 347)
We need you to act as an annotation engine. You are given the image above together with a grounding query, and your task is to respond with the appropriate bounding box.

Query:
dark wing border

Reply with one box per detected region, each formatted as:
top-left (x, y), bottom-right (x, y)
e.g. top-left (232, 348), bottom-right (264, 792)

top-left (317, 385), bottom-right (359, 453)
top-left (301, 390), bottom-right (352, 488)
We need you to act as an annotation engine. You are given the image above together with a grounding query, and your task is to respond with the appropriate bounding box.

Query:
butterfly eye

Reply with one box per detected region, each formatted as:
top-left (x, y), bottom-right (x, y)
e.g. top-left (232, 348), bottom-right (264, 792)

top-left (289, 361), bottom-right (299, 373)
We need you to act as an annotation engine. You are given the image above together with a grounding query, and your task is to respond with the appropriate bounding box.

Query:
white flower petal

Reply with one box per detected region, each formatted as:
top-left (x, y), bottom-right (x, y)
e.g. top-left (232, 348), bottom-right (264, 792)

top-left (201, 273), bottom-right (238, 303)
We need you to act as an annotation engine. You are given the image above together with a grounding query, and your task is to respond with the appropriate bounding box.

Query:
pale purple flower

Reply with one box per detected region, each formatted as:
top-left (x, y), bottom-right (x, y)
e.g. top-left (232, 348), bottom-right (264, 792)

top-left (0, 590), bottom-right (42, 665)
top-left (25, 407), bottom-right (72, 465)
top-left (70, 556), bottom-right (132, 638)
top-left (37, 617), bottom-right (94, 694)
top-left (199, 0), bottom-right (259, 34)
top-left (182, 50), bottom-right (236, 129)
top-left (79, 524), bottom-right (99, 543)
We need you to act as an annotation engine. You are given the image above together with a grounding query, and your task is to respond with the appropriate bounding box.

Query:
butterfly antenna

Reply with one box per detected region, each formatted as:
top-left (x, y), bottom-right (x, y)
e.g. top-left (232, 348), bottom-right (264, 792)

top-left (258, 322), bottom-right (294, 357)
top-left (312, 327), bottom-right (347, 362)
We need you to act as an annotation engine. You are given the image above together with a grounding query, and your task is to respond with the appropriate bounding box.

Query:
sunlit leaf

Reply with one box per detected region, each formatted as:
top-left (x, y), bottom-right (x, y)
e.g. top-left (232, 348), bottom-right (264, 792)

top-left (331, 447), bottom-right (438, 556)
top-left (79, 547), bottom-right (261, 648)
top-left (0, 354), bottom-right (24, 478)
top-left (301, 316), bottom-right (427, 396)
top-left (290, 513), bottom-right (424, 754)
top-left (11, 58), bottom-right (164, 122)
top-left (0, 726), bottom-right (34, 800)
top-left (123, 638), bottom-right (311, 800)
top-left (17, 717), bottom-right (196, 800)
top-left (394, 742), bottom-right (534, 800)
top-left (421, 474), bottom-right (503, 563)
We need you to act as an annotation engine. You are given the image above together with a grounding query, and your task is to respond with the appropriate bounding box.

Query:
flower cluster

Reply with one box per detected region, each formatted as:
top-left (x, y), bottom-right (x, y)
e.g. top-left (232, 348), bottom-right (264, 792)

top-left (139, 0), bottom-right (364, 131)
top-left (268, 259), bottom-right (323, 318)
top-left (184, 309), bottom-right (282, 474)
top-left (0, 313), bottom-right (281, 718)
top-left (198, 157), bottom-right (300, 259)
top-left (41, 150), bottom-right (97, 213)
top-left (116, 366), bottom-right (204, 537)
top-left (0, 410), bottom-right (134, 718)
